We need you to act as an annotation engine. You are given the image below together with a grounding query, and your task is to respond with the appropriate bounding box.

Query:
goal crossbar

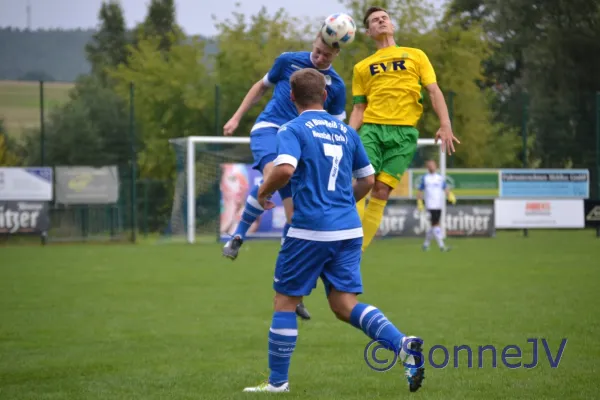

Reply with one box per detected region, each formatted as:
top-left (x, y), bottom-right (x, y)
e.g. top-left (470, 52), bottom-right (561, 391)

top-left (170, 136), bottom-right (446, 243)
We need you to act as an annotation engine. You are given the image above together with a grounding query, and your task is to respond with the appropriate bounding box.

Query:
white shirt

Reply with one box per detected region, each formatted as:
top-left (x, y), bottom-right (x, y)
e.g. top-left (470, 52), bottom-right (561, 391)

top-left (418, 173), bottom-right (447, 210)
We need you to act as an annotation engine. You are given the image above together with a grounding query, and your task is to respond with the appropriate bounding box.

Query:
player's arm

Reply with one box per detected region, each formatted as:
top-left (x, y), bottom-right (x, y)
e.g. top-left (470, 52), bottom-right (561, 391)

top-left (420, 51), bottom-right (460, 154)
top-left (351, 132), bottom-right (375, 201)
top-left (257, 126), bottom-right (300, 208)
top-left (443, 181), bottom-right (457, 204)
top-left (353, 173), bottom-right (374, 201)
top-left (223, 80), bottom-right (270, 135)
top-left (223, 54), bottom-right (287, 136)
top-left (348, 64), bottom-right (367, 131)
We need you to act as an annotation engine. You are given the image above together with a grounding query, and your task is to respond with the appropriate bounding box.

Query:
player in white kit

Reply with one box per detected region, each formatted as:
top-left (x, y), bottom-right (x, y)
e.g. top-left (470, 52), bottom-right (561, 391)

top-left (416, 160), bottom-right (456, 251)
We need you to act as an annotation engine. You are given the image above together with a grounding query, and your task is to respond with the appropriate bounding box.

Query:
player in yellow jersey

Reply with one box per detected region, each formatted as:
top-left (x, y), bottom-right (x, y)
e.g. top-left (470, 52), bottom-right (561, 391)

top-left (349, 6), bottom-right (460, 252)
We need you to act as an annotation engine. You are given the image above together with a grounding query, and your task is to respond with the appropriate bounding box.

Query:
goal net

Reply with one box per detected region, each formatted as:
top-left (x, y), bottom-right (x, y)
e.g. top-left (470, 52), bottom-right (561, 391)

top-left (167, 136), bottom-right (446, 244)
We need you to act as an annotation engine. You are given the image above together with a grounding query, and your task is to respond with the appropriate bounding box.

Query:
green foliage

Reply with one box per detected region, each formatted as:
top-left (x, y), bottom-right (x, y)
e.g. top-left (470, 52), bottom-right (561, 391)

top-left (337, 0), bottom-right (521, 167)
top-left (0, 119), bottom-right (22, 166)
top-left (447, 0), bottom-right (600, 175)
top-left (133, 0), bottom-right (183, 53)
top-left (109, 35), bottom-right (211, 180)
top-left (3, 0), bottom-right (596, 184)
top-left (213, 5), bottom-right (316, 136)
top-left (21, 75), bottom-right (130, 167)
top-left (85, 0), bottom-right (129, 85)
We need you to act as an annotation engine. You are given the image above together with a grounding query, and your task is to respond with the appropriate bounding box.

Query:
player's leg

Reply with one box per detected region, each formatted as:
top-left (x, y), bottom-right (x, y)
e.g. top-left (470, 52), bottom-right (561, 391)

top-left (243, 237), bottom-right (327, 393)
top-left (356, 193), bottom-right (367, 222)
top-left (278, 185), bottom-right (312, 320)
top-left (322, 238), bottom-right (425, 392)
top-left (362, 126), bottom-right (418, 252)
top-left (422, 209), bottom-right (434, 251)
top-left (429, 209), bottom-right (449, 251)
top-left (356, 124), bottom-right (383, 226)
top-left (223, 126), bottom-right (277, 260)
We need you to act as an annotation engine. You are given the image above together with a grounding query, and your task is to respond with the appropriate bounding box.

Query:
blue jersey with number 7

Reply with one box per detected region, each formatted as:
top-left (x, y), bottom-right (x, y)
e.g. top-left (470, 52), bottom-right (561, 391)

top-left (273, 109), bottom-right (374, 237)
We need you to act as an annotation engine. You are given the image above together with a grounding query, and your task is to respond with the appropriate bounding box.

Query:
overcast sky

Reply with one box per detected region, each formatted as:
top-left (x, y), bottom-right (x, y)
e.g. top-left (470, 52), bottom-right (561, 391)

top-left (0, 0), bottom-right (446, 37)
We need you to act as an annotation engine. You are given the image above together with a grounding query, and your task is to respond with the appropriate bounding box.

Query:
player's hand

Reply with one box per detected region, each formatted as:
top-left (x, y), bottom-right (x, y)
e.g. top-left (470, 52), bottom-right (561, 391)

top-left (435, 124), bottom-right (460, 155)
top-left (257, 194), bottom-right (276, 210)
top-left (448, 192), bottom-right (457, 205)
top-left (223, 117), bottom-right (239, 136)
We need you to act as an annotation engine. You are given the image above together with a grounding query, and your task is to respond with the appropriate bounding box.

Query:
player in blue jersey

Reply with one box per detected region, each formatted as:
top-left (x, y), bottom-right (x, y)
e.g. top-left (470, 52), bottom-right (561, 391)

top-left (241, 68), bottom-right (425, 394)
top-left (221, 32), bottom-right (347, 320)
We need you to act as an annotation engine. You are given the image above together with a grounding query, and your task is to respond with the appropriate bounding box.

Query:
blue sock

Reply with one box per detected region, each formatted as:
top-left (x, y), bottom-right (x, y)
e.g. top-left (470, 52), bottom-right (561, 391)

top-left (350, 303), bottom-right (405, 353)
top-left (233, 182), bottom-right (264, 240)
top-left (268, 311), bottom-right (297, 385)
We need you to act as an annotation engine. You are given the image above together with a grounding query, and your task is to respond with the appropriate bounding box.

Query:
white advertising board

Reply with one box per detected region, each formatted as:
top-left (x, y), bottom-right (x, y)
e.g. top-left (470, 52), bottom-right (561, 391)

top-left (0, 167), bottom-right (53, 201)
top-left (494, 199), bottom-right (584, 228)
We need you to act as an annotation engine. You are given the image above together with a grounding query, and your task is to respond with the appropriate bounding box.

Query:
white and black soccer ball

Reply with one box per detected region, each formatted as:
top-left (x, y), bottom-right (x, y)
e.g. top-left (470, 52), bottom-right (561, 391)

top-left (320, 13), bottom-right (356, 49)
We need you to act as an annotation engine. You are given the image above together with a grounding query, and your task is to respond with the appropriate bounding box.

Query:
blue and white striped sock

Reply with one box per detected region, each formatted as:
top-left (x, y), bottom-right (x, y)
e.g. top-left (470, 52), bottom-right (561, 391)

top-left (268, 311), bottom-right (297, 386)
top-left (233, 182), bottom-right (264, 240)
top-left (350, 303), bottom-right (405, 353)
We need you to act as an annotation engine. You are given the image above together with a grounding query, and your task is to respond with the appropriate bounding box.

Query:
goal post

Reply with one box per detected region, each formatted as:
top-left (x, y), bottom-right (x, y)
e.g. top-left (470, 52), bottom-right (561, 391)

top-left (168, 136), bottom-right (445, 244)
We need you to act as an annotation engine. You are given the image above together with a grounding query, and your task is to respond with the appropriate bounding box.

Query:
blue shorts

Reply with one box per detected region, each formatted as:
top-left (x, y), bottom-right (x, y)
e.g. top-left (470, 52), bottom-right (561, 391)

top-left (250, 125), bottom-right (292, 199)
top-left (273, 237), bottom-right (364, 297)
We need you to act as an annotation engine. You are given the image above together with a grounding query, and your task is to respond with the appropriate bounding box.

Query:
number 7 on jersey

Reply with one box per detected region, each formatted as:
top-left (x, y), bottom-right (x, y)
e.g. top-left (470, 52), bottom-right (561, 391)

top-left (323, 143), bottom-right (343, 191)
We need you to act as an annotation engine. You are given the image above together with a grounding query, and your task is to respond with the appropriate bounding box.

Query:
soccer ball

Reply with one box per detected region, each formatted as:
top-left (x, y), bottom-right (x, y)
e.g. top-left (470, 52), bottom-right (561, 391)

top-left (320, 13), bottom-right (356, 49)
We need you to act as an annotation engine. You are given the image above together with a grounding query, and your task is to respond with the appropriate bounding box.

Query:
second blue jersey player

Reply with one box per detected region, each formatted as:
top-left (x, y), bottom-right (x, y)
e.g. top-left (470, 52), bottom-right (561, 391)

top-left (222, 32), bottom-right (347, 320)
top-left (221, 33), bottom-right (346, 258)
top-left (241, 68), bottom-right (425, 394)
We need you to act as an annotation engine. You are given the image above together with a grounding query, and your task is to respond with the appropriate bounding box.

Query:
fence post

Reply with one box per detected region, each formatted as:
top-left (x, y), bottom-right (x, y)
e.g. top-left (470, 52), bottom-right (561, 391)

top-left (447, 91), bottom-right (455, 167)
top-left (522, 91), bottom-right (529, 238)
top-left (39, 80), bottom-right (45, 165)
top-left (143, 180), bottom-right (149, 238)
top-left (215, 84), bottom-right (221, 242)
top-left (596, 91), bottom-right (600, 238)
top-left (214, 84), bottom-right (221, 136)
top-left (129, 82), bottom-right (137, 243)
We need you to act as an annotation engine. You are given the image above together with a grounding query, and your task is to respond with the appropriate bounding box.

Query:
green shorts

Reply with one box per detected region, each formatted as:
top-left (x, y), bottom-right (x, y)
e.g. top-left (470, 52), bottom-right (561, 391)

top-left (358, 123), bottom-right (418, 188)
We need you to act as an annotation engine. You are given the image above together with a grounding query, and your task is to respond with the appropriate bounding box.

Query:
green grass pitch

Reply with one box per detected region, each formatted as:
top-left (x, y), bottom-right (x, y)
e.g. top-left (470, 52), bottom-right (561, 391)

top-left (1, 230), bottom-right (599, 399)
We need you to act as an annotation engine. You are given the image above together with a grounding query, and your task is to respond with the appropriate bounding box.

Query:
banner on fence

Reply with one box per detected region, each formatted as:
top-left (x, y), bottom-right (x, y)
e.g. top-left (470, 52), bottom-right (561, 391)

top-left (0, 201), bottom-right (50, 234)
top-left (55, 166), bottom-right (120, 204)
top-left (494, 199), bottom-right (584, 228)
top-left (219, 163), bottom-right (286, 240)
top-left (584, 200), bottom-right (600, 228)
top-left (389, 169), bottom-right (500, 199)
top-left (411, 169), bottom-right (500, 199)
top-left (0, 167), bottom-right (53, 201)
top-left (499, 169), bottom-right (589, 198)
top-left (378, 204), bottom-right (495, 237)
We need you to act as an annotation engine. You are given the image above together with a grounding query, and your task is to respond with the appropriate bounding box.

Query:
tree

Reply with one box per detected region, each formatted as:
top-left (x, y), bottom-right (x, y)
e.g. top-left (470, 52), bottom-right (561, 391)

top-left (21, 75), bottom-right (130, 168)
top-left (447, 0), bottom-right (600, 178)
top-left (338, 0), bottom-right (521, 167)
top-left (213, 5), bottom-right (314, 137)
top-left (133, 0), bottom-right (183, 53)
top-left (109, 35), bottom-right (211, 180)
top-left (0, 119), bottom-right (21, 166)
top-left (85, 0), bottom-right (129, 84)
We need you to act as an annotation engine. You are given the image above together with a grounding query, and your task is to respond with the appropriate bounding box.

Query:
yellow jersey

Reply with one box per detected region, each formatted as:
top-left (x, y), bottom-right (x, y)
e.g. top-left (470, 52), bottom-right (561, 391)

top-left (352, 46), bottom-right (436, 126)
